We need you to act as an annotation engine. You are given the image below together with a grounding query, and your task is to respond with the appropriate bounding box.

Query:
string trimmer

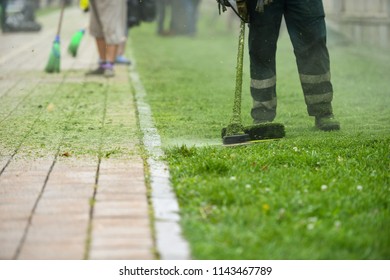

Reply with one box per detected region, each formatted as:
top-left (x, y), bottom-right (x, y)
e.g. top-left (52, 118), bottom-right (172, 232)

top-left (221, 2), bottom-right (285, 145)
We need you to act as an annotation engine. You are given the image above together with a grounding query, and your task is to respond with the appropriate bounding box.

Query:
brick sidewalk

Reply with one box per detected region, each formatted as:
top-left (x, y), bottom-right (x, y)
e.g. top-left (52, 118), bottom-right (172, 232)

top-left (0, 7), bottom-right (154, 260)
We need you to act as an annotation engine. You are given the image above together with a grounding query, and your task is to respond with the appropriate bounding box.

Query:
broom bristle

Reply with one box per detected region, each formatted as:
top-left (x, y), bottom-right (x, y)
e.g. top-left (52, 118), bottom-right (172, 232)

top-left (45, 36), bottom-right (61, 73)
top-left (68, 29), bottom-right (85, 57)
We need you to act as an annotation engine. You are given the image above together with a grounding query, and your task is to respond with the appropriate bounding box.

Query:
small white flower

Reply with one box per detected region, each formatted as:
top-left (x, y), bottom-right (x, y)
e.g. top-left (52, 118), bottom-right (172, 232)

top-left (245, 184), bottom-right (251, 189)
top-left (356, 185), bottom-right (363, 191)
top-left (307, 223), bottom-right (315, 231)
top-left (293, 147), bottom-right (299, 152)
top-left (230, 176), bottom-right (236, 181)
top-left (321, 184), bottom-right (328, 191)
top-left (308, 216), bottom-right (318, 223)
top-left (264, 188), bottom-right (271, 193)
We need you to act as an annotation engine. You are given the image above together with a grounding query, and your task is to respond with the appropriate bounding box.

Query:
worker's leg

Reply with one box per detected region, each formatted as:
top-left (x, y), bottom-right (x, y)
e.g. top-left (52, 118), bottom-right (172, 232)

top-left (248, 0), bottom-right (284, 123)
top-left (284, 0), bottom-right (334, 118)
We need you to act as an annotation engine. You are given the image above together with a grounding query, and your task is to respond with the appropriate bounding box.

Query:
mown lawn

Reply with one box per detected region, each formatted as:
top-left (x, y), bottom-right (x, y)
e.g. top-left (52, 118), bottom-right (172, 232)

top-left (130, 5), bottom-right (389, 259)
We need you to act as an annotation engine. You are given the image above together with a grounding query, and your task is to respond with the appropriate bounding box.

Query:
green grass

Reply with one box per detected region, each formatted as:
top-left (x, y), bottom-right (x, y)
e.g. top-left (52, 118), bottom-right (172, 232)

top-left (130, 5), bottom-right (390, 259)
top-left (165, 138), bottom-right (389, 259)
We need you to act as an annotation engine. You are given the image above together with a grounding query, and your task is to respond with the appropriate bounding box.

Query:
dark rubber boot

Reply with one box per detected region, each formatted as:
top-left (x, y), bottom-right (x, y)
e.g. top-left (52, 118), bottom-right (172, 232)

top-left (315, 114), bottom-right (340, 131)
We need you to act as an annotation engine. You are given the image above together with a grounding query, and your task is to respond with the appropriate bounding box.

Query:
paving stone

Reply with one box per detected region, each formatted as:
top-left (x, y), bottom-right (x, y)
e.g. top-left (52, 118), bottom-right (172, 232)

top-left (25, 228), bottom-right (87, 243)
top-left (95, 192), bottom-right (141, 201)
top-left (96, 194), bottom-right (148, 204)
top-left (40, 186), bottom-right (93, 199)
top-left (0, 219), bottom-right (26, 231)
top-left (0, 243), bottom-right (19, 260)
top-left (31, 213), bottom-right (89, 224)
top-left (0, 197), bottom-right (37, 205)
top-left (0, 8), bottom-right (158, 260)
top-left (91, 236), bottom-right (153, 249)
top-left (0, 189), bottom-right (41, 199)
top-left (93, 205), bottom-right (149, 219)
top-left (0, 185), bottom-right (42, 196)
top-left (97, 182), bottom-right (147, 194)
top-left (0, 174), bottom-right (48, 184)
top-left (18, 242), bottom-right (85, 260)
top-left (93, 217), bottom-right (151, 232)
top-left (0, 229), bottom-right (25, 242)
top-left (89, 248), bottom-right (154, 260)
top-left (3, 158), bottom-right (54, 173)
top-left (0, 202), bottom-right (34, 219)
top-left (34, 198), bottom-right (90, 215)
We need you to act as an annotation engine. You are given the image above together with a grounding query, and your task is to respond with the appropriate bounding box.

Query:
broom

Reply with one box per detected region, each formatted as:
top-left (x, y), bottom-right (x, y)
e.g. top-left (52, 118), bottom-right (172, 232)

top-left (45, 1), bottom-right (65, 73)
top-left (222, 20), bottom-right (285, 145)
top-left (68, 28), bottom-right (85, 57)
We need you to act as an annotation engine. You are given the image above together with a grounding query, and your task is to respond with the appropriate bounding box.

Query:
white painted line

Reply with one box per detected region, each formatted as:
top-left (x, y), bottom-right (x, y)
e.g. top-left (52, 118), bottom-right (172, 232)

top-left (129, 64), bottom-right (191, 260)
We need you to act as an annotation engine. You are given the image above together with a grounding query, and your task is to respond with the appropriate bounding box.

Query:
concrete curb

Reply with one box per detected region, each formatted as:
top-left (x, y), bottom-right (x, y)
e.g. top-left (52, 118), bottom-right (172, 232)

top-left (129, 64), bottom-right (191, 260)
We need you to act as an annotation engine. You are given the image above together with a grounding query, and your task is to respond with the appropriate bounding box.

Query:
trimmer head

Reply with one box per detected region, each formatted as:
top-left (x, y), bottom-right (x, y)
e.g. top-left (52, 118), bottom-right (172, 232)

top-left (222, 133), bottom-right (250, 145)
top-left (245, 123), bottom-right (285, 140)
top-left (222, 122), bottom-right (250, 145)
top-left (222, 122), bottom-right (285, 145)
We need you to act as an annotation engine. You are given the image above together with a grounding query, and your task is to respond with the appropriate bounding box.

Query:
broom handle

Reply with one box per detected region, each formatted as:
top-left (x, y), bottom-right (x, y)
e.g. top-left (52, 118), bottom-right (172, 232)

top-left (57, 0), bottom-right (66, 36)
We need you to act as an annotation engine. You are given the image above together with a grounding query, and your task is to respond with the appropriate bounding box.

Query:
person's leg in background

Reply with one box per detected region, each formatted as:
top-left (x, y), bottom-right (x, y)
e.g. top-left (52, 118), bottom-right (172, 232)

top-left (87, 0), bottom-right (126, 77)
top-left (115, 0), bottom-right (131, 65)
top-left (156, 0), bottom-right (167, 35)
top-left (187, 0), bottom-right (201, 36)
top-left (0, 0), bottom-right (8, 32)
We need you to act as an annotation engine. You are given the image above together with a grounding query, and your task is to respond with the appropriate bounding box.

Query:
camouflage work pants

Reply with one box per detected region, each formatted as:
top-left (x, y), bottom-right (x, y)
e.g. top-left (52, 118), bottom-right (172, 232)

top-left (248, 0), bottom-right (334, 122)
